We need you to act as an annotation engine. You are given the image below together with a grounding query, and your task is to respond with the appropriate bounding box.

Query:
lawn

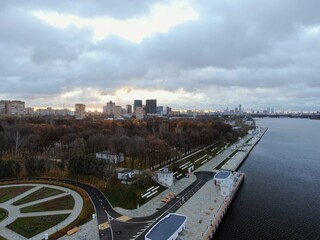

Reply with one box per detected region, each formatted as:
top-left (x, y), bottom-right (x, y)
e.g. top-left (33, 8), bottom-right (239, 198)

top-left (20, 195), bottom-right (74, 213)
top-left (0, 208), bottom-right (8, 222)
top-left (13, 187), bottom-right (64, 206)
top-left (215, 150), bottom-right (239, 170)
top-left (8, 214), bottom-right (69, 238)
top-left (245, 137), bottom-right (253, 143)
top-left (168, 142), bottom-right (226, 180)
top-left (0, 186), bottom-right (34, 203)
top-left (105, 176), bottom-right (166, 209)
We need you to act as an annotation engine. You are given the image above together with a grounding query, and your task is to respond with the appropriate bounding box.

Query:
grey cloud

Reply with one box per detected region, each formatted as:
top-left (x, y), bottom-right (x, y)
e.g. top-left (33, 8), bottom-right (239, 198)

top-left (1, 0), bottom-right (166, 19)
top-left (1, 0), bottom-right (320, 110)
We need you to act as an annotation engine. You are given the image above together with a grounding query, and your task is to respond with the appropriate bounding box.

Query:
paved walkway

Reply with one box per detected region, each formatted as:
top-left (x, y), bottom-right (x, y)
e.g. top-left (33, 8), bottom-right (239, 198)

top-left (115, 130), bottom-right (265, 220)
top-left (0, 183), bottom-right (84, 240)
top-left (115, 138), bottom-right (247, 218)
top-left (59, 218), bottom-right (99, 240)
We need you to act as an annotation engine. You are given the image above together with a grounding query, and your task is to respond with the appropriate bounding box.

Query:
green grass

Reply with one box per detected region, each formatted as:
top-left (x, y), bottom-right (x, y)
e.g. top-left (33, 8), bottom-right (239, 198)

top-left (245, 137), bottom-right (253, 143)
top-left (8, 214), bottom-right (69, 238)
top-left (168, 142), bottom-right (227, 180)
top-left (215, 150), bottom-right (239, 170)
top-left (20, 195), bottom-right (74, 213)
top-left (0, 208), bottom-right (8, 222)
top-left (105, 176), bottom-right (166, 209)
top-left (0, 186), bottom-right (34, 203)
top-left (0, 235), bottom-right (7, 240)
top-left (13, 187), bottom-right (64, 206)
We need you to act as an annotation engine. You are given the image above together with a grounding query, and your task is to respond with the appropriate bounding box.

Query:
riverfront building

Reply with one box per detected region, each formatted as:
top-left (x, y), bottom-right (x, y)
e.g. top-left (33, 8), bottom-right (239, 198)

top-left (157, 168), bottom-right (174, 186)
top-left (214, 170), bottom-right (234, 197)
top-left (145, 213), bottom-right (187, 240)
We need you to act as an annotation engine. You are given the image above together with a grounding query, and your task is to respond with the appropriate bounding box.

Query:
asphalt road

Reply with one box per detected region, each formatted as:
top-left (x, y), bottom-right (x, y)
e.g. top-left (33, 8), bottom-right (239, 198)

top-left (1, 171), bottom-right (215, 240)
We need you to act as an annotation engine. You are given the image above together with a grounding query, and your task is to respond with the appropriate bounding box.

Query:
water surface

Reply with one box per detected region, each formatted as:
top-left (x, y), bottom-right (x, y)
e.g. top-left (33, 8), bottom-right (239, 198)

top-left (213, 118), bottom-right (320, 240)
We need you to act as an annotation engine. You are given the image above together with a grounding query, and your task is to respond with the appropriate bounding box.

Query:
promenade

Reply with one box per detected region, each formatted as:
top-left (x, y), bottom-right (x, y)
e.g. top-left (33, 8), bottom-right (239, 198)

top-left (176, 127), bottom-right (267, 239)
top-left (116, 128), bottom-right (267, 220)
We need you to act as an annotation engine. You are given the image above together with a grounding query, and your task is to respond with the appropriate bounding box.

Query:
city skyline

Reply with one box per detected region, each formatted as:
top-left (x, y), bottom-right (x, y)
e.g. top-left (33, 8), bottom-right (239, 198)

top-left (1, 1), bottom-right (320, 111)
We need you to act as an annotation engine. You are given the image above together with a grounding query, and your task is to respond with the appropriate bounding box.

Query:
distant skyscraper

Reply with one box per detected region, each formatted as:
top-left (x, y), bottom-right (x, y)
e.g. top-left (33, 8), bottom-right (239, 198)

top-left (157, 106), bottom-right (163, 115)
top-left (239, 104), bottom-right (242, 113)
top-left (113, 106), bottom-right (122, 118)
top-left (75, 104), bottom-right (86, 120)
top-left (106, 101), bottom-right (115, 116)
top-left (166, 106), bottom-right (172, 115)
top-left (135, 106), bottom-right (144, 120)
top-left (145, 99), bottom-right (157, 114)
top-left (271, 108), bottom-right (275, 114)
top-left (134, 100), bottom-right (142, 113)
top-left (126, 104), bottom-right (132, 114)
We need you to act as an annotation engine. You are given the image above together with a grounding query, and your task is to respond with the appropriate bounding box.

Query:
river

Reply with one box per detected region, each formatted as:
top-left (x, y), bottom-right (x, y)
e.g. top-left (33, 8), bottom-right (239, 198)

top-left (213, 118), bottom-right (320, 240)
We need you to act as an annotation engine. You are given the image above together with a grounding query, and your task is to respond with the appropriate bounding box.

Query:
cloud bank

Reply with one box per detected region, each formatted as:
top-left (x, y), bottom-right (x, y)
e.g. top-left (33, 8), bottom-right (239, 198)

top-left (1, 0), bottom-right (320, 111)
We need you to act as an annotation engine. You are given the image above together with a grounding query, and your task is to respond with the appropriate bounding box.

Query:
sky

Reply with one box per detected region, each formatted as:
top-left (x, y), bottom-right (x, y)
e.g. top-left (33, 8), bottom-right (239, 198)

top-left (1, 0), bottom-right (320, 112)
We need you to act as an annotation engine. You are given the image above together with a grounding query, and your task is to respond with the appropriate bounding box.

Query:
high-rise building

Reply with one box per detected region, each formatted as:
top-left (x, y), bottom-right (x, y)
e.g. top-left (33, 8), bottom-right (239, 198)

top-left (145, 99), bottom-right (157, 114)
top-left (239, 104), bottom-right (242, 113)
top-left (134, 100), bottom-right (142, 113)
top-left (0, 100), bottom-right (25, 116)
top-left (157, 106), bottom-right (163, 115)
top-left (135, 106), bottom-right (144, 120)
top-left (113, 106), bottom-right (122, 119)
top-left (166, 106), bottom-right (172, 115)
top-left (126, 104), bottom-right (132, 114)
top-left (75, 104), bottom-right (86, 120)
top-left (106, 101), bottom-right (115, 116)
top-left (25, 107), bottom-right (34, 115)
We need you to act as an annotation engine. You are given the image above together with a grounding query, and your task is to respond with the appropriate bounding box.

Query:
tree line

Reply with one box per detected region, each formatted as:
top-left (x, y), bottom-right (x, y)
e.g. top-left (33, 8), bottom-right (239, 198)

top-left (0, 116), bottom-right (247, 178)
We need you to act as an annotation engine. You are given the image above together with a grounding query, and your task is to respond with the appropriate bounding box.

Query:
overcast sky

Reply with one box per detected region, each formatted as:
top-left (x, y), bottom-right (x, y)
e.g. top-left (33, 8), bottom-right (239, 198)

top-left (1, 0), bottom-right (320, 111)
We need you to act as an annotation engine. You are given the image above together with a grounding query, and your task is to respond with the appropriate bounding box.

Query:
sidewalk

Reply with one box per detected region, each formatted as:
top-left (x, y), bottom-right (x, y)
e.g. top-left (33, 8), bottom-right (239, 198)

top-left (114, 138), bottom-right (245, 218)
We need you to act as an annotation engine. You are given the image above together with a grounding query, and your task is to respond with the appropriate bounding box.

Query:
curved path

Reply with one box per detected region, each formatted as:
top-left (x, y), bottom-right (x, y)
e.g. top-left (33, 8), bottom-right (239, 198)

top-left (1, 171), bottom-right (214, 240)
top-left (0, 183), bottom-right (83, 240)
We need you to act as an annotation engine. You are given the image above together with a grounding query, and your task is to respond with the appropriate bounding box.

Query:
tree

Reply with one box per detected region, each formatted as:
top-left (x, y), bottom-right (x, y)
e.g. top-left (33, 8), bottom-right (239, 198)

top-left (0, 160), bottom-right (21, 178)
top-left (25, 158), bottom-right (46, 176)
top-left (68, 156), bottom-right (106, 178)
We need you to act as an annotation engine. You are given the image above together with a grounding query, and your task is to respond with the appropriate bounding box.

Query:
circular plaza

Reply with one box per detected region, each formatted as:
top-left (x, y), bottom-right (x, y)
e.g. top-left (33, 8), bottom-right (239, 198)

top-left (0, 183), bottom-right (83, 240)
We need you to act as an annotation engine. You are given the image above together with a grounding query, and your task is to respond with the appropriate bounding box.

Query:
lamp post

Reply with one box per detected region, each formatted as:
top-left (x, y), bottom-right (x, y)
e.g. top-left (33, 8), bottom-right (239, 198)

top-left (138, 162), bottom-right (141, 175)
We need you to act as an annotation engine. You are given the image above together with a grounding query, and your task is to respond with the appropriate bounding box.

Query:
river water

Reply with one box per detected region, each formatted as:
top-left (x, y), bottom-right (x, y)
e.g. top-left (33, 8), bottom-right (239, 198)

top-left (213, 118), bottom-right (320, 240)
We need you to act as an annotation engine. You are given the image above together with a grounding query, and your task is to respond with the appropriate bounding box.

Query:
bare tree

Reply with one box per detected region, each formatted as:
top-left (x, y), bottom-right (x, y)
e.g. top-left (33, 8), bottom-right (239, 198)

top-left (13, 131), bottom-right (22, 161)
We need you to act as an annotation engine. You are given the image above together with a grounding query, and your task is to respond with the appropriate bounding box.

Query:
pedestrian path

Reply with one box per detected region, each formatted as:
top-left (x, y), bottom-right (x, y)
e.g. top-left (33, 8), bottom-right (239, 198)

top-left (115, 135), bottom-right (252, 219)
top-left (0, 183), bottom-right (84, 240)
top-left (58, 218), bottom-right (99, 240)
